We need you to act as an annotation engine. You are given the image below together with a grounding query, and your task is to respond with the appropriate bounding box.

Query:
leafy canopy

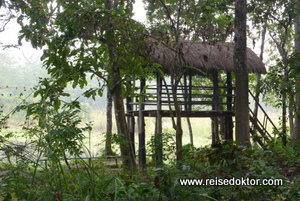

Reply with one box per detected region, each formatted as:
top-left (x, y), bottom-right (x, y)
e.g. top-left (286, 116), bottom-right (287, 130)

top-left (12, 0), bottom-right (152, 102)
top-left (144, 0), bottom-right (235, 42)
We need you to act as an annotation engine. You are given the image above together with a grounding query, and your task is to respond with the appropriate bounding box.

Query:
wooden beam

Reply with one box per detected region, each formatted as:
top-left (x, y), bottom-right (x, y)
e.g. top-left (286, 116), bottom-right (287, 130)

top-left (129, 110), bottom-right (234, 117)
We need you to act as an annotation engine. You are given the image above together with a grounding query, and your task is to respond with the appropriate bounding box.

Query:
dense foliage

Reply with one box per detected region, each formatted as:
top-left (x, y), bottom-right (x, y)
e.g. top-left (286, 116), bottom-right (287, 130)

top-left (1, 139), bottom-right (300, 200)
top-left (1, 0), bottom-right (300, 200)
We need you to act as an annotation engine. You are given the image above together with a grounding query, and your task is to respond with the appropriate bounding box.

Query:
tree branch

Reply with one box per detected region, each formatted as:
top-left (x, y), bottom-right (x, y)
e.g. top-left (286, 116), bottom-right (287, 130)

top-left (0, 10), bottom-right (13, 32)
top-left (159, 0), bottom-right (177, 38)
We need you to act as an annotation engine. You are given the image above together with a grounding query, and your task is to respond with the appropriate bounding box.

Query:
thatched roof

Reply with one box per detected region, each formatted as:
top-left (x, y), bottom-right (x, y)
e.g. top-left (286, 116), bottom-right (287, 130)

top-left (146, 40), bottom-right (266, 75)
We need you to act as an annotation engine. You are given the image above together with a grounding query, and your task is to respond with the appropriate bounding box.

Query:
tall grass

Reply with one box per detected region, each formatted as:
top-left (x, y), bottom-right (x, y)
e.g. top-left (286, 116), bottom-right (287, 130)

top-left (52, 102), bottom-right (282, 157)
top-left (83, 107), bottom-right (212, 156)
top-left (3, 97), bottom-right (282, 159)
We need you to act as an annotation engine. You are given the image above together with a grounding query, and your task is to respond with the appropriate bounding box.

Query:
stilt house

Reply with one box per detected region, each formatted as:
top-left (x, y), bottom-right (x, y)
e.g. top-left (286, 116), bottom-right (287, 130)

top-left (126, 40), bottom-right (273, 166)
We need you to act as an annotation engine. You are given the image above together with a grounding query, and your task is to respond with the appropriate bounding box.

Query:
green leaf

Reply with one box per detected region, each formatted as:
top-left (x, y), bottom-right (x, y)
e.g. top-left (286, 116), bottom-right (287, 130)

top-left (199, 193), bottom-right (218, 201)
top-left (97, 89), bottom-right (103, 97)
top-left (54, 99), bottom-right (61, 110)
top-left (3, 192), bottom-right (12, 201)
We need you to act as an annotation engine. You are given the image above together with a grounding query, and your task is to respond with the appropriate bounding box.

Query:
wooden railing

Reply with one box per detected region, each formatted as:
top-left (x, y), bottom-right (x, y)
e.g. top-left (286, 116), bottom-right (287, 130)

top-left (248, 90), bottom-right (279, 147)
top-left (127, 84), bottom-right (235, 112)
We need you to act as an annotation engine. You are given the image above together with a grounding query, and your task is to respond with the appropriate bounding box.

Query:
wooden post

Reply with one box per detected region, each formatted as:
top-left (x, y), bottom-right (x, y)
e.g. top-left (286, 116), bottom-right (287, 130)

top-left (128, 114), bottom-right (135, 156)
top-left (138, 78), bottom-right (146, 168)
top-left (187, 72), bottom-right (194, 146)
top-left (184, 73), bottom-right (188, 111)
top-left (155, 73), bottom-right (163, 166)
top-left (225, 72), bottom-right (234, 140)
top-left (212, 70), bottom-right (220, 145)
top-left (188, 71), bottom-right (192, 111)
top-left (226, 72), bottom-right (233, 112)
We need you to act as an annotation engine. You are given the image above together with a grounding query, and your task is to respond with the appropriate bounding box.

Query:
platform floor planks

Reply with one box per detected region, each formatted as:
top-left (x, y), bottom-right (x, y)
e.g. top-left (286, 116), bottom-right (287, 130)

top-left (127, 110), bottom-right (234, 117)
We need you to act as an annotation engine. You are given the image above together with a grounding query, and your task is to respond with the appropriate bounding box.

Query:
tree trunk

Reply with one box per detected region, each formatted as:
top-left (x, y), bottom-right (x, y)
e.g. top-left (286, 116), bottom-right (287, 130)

top-left (289, 97), bottom-right (294, 138)
top-left (111, 69), bottom-right (136, 171)
top-left (234, 0), bottom-right (250, 146)
top-left (172, 77), bottom-right (183, 162)
top-left (282, 94), bottom-right (287, 142)
top-left (293, 3), bottom-right (300, 141)
top-left (280, 56), bottom-right (289, 146)
top-left (254, 20), bottom-right (267, 123)
top-left (187, 117), bottom-right (193, 146)
top-left (105, 0), bottom-right (136, 171)
top-left (105, 88), bottom-right (114, 155)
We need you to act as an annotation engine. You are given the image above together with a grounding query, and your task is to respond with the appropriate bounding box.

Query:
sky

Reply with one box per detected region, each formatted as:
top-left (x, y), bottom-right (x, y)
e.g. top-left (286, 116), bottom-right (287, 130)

top-left (0, 1), bottom-right (146, 63)
top-left (133, 0), bottom-right (147, 23)
top-left (1, 1), bottom-right (265, 65)
top-left (0, 13), bottom-right (42, 64)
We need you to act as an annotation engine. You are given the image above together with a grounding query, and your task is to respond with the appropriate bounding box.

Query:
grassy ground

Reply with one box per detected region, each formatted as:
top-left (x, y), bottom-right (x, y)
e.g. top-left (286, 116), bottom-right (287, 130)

top-left (1, 141), bottom-right (300, 201)
top-left (83, 107), bottom-right (281, 157)
top-left (3, 103), bottom-right (281, 158)
top-left (81, 116), bottom-right (212, 157)
top-left (1, 106), bottom-right (298, 201)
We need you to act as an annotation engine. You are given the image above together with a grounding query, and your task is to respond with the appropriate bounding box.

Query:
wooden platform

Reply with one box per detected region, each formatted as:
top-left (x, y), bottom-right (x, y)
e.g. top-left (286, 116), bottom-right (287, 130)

top-left (127, 110), bottom-right (234, 117)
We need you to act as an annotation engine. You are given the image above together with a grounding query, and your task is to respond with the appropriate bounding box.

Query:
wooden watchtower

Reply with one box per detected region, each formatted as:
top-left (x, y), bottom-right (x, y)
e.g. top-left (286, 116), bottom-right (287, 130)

top-left (126, 40), bottom-right (266, 165)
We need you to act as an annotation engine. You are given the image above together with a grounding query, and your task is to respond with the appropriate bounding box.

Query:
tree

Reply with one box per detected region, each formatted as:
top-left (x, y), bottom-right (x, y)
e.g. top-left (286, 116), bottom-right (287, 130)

top-left (248, 0), bottom-right (300, 146)
top-left (234, 0), bottom-right (250, 146)
top-left (252, 0), bottom-right (295, 144)
top-left (105, 88), bottom-right (114, 155)
top-left (293, 1), bottom-right (300, 141)
top-left (145, 0), bottom-right (235, 161)
top-left (268, 3), bottom-right (294, 144)
top-left (0, 0), bottom-right (13, 33)
top-left (6, 0), bottom-right (151, 171)
top-left (103, 0), bottom-right (137, 171)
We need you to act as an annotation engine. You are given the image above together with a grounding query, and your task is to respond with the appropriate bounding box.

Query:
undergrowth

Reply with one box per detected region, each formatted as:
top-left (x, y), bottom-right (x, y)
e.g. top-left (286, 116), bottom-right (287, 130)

top-left (1, 84), bottom-right (300, 200)
top-left (1, 140), bottom-right (300, 201)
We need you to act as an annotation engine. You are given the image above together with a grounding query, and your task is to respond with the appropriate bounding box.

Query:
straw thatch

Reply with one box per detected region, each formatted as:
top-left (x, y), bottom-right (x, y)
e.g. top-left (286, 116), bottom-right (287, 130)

top-left (146, 40), bottom-right (266, 75)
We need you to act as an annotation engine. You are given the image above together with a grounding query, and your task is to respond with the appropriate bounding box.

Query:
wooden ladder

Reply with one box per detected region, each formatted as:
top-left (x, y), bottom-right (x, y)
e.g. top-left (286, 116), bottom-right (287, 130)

top-left (248, 90), bottom-right (279, 147)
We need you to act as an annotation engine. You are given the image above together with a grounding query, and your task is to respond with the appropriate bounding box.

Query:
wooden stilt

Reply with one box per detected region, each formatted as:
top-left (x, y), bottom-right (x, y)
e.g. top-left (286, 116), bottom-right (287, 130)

top-left (212, 70), bottom-right (220, 145)
top-left (225, 72), bottom-right (234, 140)
top-left (184, 73), bottom-right (188, 111)
top-left (126, 70), bottom-right (237, 152)
top-left (138, 78), bottom-right (146, 168)
top-left (188, 71), bottom-right (192, 111)
top-left (155, 74), bottom-right (163, 165)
